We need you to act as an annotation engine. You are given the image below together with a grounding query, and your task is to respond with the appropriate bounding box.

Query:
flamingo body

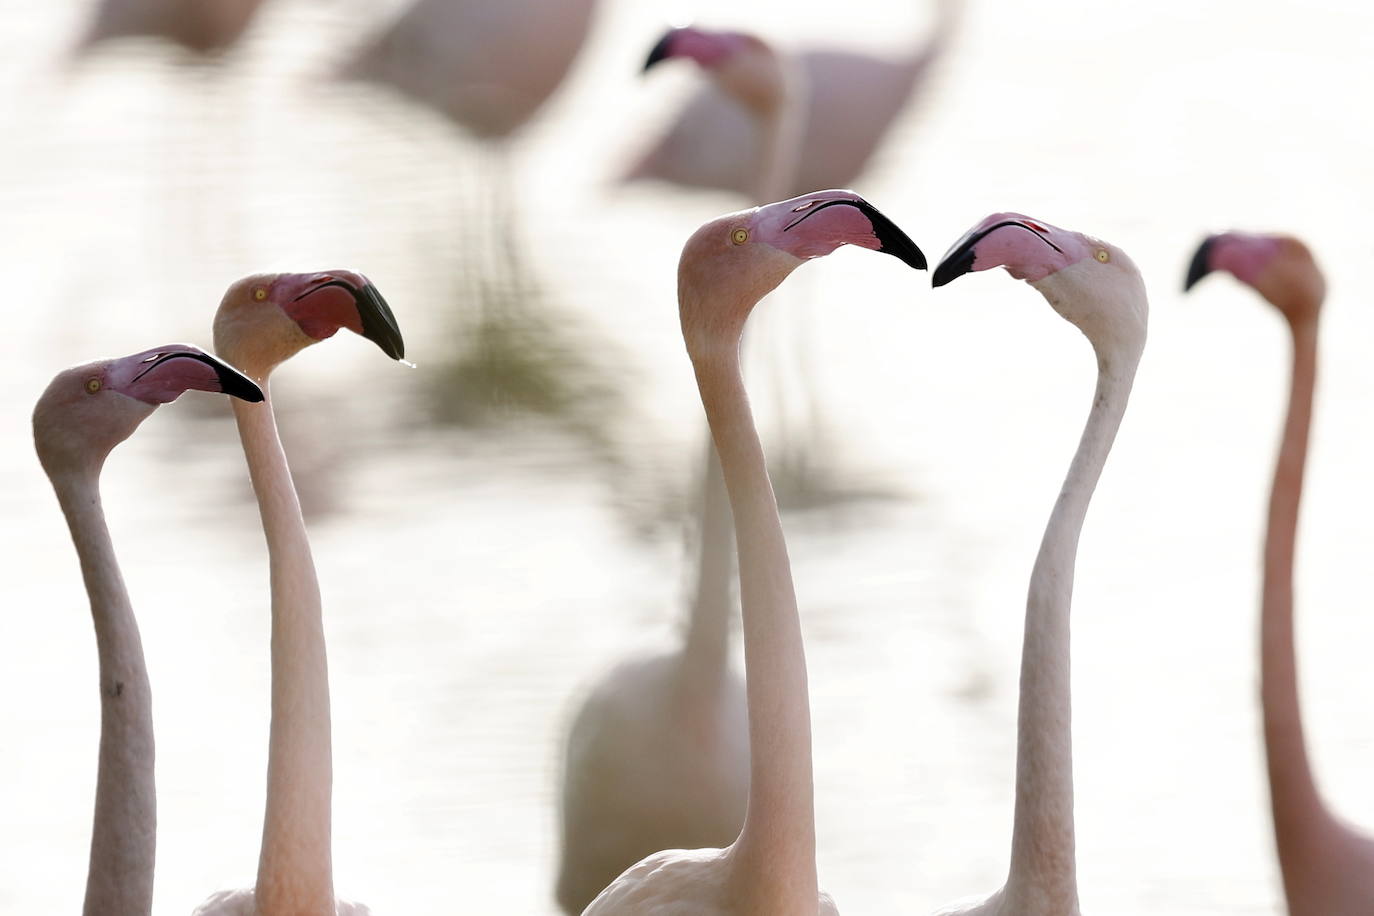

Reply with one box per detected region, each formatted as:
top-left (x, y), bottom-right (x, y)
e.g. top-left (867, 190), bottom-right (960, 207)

top-left (342, 0), bottom-right (598, 139)
top-left (557, 651), bottom-right (749, 912)
top-left (77, 0), bottom-right (266, 54)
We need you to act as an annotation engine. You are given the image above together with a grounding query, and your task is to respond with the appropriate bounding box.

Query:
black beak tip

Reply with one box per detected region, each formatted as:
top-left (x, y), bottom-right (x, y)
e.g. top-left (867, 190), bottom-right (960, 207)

top-left (207, 359), bottom-right (264, 402)
top-left (931, 250), bottom-right (975, 288)
top-left (1183, 237), bottom-right (1216, 292)
top-left (354, 283), bottom-right (406, 361)
top-left (643, 32), bottom-right (673, 72)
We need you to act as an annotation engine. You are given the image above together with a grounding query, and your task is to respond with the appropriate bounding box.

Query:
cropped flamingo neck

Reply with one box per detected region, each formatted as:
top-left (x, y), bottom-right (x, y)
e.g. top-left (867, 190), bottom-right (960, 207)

top-left (687, 339), bottom-right (818, 913)
top-left (1261, 317), bottom-right (1342, 882)
top-left (680, 437), bottom-right (736, 687)
top-left (51, 471), bottom-right (156, 916)
top-left (230, 385), bottom-right (336, 913)
top-left (1004, 344), bottom-right (1139, 909)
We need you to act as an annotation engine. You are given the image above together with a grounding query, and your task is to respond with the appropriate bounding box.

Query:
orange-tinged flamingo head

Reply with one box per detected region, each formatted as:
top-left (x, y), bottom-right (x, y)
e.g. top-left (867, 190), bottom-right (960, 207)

top-left (1184, 231), bottom-right (1324, 324)
top-left (644, 26), bottom-right (784, 114)
top-left (678, 189), bottom-right (924, 345)
top-left (213, 270), bottom-right (405, 380)
top-left (934, 212), bottom-right (1146, 359)
top-left (33, 344), bottom-right (262, 476)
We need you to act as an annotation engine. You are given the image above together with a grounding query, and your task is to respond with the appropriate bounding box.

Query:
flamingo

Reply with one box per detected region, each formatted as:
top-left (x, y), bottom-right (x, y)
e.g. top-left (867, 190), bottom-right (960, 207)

top-left (624, 0), bottom-right (959, 199)
top-left (74, 0), bottom-right (267, 54)
top-left (552, 27), bottom-right (803, 911)
top-left (642, 26), bottom-right (803, 203)
top-left (582, 189), bottom-right (926, 915)
top-left (339, 0), bottom-right (598, 142)
top-left (192, 271), bottom-right (404, 916)
top-left (928, 213), bottom-right (1148, 916)
top-left (33, 345), bottom-right (262, 916)
top-left (1184, 232), bottom-right (1374, 915)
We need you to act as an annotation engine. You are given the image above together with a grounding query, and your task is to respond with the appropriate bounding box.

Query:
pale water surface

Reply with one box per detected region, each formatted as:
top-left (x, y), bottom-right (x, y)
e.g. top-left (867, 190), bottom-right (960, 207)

top-left (2, 1), bottom-right (1373, 913)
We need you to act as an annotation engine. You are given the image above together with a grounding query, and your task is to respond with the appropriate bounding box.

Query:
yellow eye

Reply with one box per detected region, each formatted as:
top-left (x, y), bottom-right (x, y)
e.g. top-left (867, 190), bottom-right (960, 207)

top-left (252, 287), bottom-right (268, 301)
top-left (85, 378), bottom-right (102, 394)
top-left (731, 228), bottom-right (749, 245)
top-left (1095, 249), bottom-right (1110, 263)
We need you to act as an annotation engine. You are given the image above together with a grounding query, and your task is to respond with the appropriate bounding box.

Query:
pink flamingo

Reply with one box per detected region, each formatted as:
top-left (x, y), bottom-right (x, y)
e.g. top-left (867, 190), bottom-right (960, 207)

top-left (553, 26), bottom-right (800, 911)
top-left (192, 271), bottom-right (404, 916)
top-left (75, 0), bottom-right (267, 54)
top-left (643, 27), bottom-right (803, 202)
top-left (1185, 232), bottom-right (1374, 915)
top-left (33, 345), bottom-right (262, 916)
top-left (929, 214), bottom-right (1148, 916)
top-left (582, 189), bottom-right (926, 915)
top-left (625, 0), bottom-right (959, 199)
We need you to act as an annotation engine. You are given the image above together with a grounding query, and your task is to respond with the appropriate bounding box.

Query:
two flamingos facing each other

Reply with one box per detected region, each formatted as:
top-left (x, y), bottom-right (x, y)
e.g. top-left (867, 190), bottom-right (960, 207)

top-left (928, 214), bottom-right (1148, 916)
top-left (581, 189), bottom-right (926, 916)
top-left (34, 345), bottom-right (263, 916)
top-left (1185, 232), bottom-right (1374, 915)
top-left (193, 271), bottom-right (405, 916)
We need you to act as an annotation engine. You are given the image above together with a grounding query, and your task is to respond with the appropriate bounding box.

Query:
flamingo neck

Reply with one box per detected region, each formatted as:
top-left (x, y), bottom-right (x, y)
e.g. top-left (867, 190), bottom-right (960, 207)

top-left (751, 62), bottom-right (805, 203)
top-left (1004, 345), bottom-right (1138, 910)
top-left (1261, 317), bottom-right (1345, 883)
top-left (680, 437), bottom-right (736, 688)
top-left (230, 385), bottom-right (336, 913)
top-left (51, 471), bottom-right (156, 916)
top-left (688, 338), bottom-right (818, 912)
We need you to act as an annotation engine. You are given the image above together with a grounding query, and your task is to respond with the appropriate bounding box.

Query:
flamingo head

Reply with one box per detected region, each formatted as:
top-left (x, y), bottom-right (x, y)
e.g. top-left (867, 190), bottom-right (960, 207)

top-left (678, 189), bottom-right (925, 345)
top-left (1184, 232), bottom-right (1324, 324)
top-left (933, 212), bottom-right (1146, 360)
top-left (212, 270), bottom-right (405, 380)
top-left (644, 26), bottom-right (786, 114)
top-left (33, 344), bottom-right (262, 476)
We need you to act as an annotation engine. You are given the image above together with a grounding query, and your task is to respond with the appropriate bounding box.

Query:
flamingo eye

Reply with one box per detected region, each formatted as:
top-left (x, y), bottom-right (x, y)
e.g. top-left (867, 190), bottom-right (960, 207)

top-left (252, 287), bottom-right (268, 301)
top-left (731, 228), bottom-right (749, 245)
top-left (1095, 249), bottom-right (1110, 263)
top-left (85, 378), bottom-right (102, 394)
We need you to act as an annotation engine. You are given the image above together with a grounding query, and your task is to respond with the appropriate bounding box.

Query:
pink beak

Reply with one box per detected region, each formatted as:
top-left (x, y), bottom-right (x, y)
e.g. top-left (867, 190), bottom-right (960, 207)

top-left (116, 347), bottom-right (263, 405)
top-left (280, 270), bottom-right (406, 360)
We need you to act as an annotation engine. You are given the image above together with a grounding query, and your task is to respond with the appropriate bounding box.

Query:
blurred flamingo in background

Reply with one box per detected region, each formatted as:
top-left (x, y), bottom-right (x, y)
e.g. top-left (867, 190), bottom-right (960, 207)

top-left (1185, 233), bottom-right (1374, 915)
top-left (338, 0), bottom-right (604, 426)
top-left (193, 272), bottom-right (404, 916)
top-left (33, 345), bottom-right (262, 916)
top-left (555, 443), bottom-right (748, 914)
top-left (74, 0), bottom-right (268, 54)
top-left (582, 190), bottom-right (925, 914)
top-left (929, 214), bottom-right (1147, 916)
top-left (624, 0), bottom-right (959, 199)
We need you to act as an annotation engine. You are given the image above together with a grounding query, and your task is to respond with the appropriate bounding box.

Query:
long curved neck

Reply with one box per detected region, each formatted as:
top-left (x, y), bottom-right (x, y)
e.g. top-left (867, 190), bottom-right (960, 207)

top-left (51, 471), bottom-right (156, 916)
top-left (231, 385), bottom-right (335, 913)
top-left (688, 336), bottom-right (817, 912)
top-left (1261, 317), bottom-right (1341, 878)
top-left (680, 437), bottom-right (735, 684)
top-left (1005, 346), bottom-right (1138, 908)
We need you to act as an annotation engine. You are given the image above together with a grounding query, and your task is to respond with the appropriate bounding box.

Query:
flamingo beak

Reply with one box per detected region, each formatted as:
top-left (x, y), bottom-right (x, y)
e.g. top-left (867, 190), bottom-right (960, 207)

top-left (126, 350), bottom-right (264, 403)
top-left (856, 199), bottom-right (928, 270)
top-left (292, 279), bottom-right (406, 360)
top-left (931, 218), bottom-right (1064, 288)
top-left (643, 30), bottom-right (675, 71)
top-left (1183, 237), bottom-right (1217, 292)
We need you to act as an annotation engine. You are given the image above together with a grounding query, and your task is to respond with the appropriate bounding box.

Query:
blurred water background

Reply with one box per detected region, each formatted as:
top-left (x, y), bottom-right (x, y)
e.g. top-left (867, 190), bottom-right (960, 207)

top-left (3, 0), bottom-right (1373, 913)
